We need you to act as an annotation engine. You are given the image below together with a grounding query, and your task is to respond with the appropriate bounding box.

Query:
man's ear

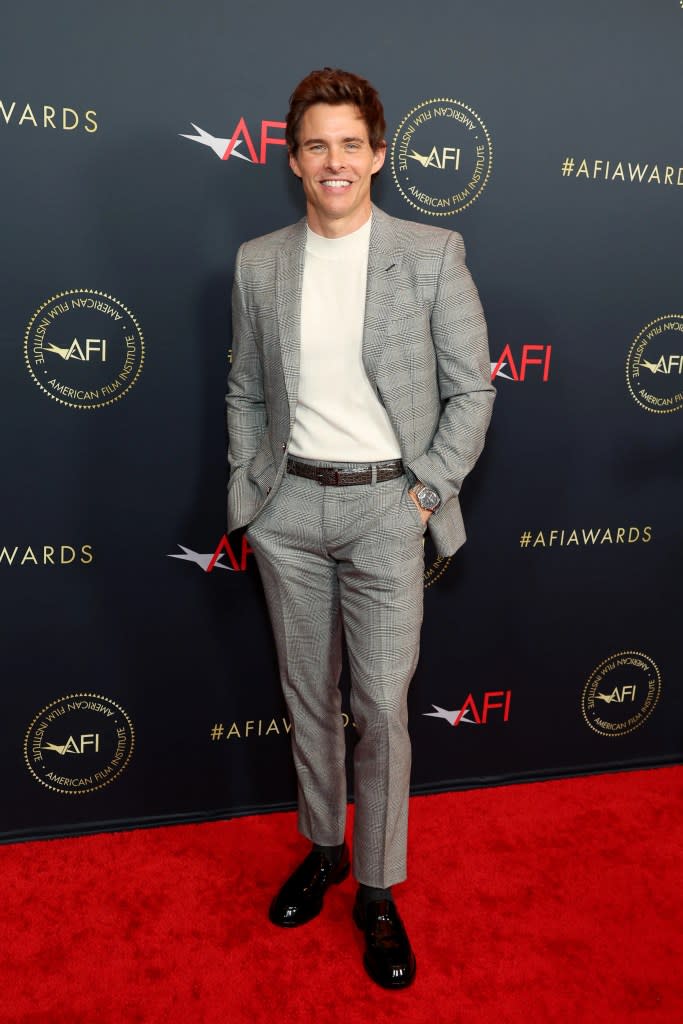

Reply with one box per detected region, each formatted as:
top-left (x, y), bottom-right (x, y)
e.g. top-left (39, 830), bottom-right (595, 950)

top-left (289, 150), bottom-right (302, 178)
top-left (372, 141), bottom-right (387, 174)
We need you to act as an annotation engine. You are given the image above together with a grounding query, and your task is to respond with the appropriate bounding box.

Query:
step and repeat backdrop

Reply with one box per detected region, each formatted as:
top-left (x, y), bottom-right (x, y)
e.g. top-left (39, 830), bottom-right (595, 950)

top-left (1, 0), bottom-right (681, 841)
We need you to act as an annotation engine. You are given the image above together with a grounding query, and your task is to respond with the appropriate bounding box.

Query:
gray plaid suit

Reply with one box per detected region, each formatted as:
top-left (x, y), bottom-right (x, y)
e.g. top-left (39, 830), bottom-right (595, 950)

top-left (226, 205), bottom-right (494, 887)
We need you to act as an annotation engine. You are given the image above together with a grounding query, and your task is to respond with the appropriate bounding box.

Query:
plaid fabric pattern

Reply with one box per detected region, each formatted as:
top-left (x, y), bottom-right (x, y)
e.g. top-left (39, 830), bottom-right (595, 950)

top-left (247, 470), bottom-right (426, 887)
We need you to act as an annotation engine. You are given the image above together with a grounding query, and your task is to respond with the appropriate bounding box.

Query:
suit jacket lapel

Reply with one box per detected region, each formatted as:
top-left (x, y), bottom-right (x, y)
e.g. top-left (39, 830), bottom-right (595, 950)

top-left (363, 206), bottom-right (400, 385)
top-left (275, 217), bottom-right (307, 415)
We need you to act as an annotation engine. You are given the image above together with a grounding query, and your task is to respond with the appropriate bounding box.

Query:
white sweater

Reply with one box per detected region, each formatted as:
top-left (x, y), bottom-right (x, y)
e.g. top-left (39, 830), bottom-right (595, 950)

top-left (289, 217), bottom-right (401, 462)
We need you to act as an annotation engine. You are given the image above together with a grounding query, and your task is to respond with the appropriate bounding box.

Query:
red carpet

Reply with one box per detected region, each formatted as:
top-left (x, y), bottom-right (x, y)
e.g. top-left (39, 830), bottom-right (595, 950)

top-left (1, 767), bottom-right (682, 1023)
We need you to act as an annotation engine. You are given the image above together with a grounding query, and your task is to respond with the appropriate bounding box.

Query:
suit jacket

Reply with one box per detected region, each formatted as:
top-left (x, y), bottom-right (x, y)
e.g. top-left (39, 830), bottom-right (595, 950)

top-left (226, 204), bottom-right (495, 557)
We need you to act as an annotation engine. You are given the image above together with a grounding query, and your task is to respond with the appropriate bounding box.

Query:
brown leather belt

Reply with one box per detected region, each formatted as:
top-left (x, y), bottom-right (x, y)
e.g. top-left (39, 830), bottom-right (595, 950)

top-left (286, 457), bottom-right (404, 487)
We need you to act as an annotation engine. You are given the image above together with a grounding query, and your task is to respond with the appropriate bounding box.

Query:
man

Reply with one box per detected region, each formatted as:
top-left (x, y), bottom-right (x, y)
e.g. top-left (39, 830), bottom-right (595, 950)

top-left (226, 68), bottom-right (494, 989)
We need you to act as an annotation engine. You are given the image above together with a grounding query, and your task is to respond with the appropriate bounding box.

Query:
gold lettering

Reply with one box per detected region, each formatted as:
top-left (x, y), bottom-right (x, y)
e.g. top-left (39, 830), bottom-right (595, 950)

top-left (60, 545), bottom-right (76, 564)
top-left (628, 162), bottom-right (648, 182)
top-left (18, 103), bottom-right (38, 127)
top-left (0, 99), bottom-right (16, 123)
top-left (62, 107), bottom-right (79, 131)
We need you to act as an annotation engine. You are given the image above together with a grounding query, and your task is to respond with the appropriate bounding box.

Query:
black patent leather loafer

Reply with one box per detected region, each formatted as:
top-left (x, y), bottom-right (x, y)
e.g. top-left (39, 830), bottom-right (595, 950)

top-left (269, 844), bottom-right (350, 927)
top-left (353, 891), bottom-right (416, 989)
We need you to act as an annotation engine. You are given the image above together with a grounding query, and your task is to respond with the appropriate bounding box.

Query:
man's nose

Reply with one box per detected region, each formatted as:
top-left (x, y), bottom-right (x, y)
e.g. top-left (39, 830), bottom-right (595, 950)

top-left (325, 148), bottom-right (346, 171)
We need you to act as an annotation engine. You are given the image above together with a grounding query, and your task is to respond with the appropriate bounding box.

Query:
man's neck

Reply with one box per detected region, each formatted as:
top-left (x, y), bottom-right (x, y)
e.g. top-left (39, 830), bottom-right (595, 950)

top-left (306, 206), bottom-right (372, 239)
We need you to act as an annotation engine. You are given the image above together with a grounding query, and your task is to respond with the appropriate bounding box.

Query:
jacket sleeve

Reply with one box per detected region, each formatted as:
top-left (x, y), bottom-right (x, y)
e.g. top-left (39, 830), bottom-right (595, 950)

top-left (407, 231), bottom-right (495, 505)
top-left (226, 244), bottom-right (268, 489)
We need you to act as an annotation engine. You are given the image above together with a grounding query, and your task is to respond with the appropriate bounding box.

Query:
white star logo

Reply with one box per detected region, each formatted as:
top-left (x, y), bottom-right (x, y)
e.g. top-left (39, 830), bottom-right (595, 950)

top-left (423, 704), bottom-right (477, 727)
top-left (167, 545), bottom-right (236, 572)
top-left (179, 123), bottom-right (253, 162)
top-left (491, 360), bottom-right (515, 381)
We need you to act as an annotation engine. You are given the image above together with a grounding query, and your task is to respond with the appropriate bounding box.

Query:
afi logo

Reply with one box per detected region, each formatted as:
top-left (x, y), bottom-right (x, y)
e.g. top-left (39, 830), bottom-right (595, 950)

top-left (167, 535), bottom-right (254, 573)
top-left (407, 146), bottom-right (461, 170)
top-left (43, 733), bottom-right (100, 755)
top-left (180, 117), bottom-right (286, 164)
top-left (642, 355), bottom-right (683, 375)
top-left (45, 338), bottom-right (107, 361)
top-left (595, 685), bottom-right (637, 705)
top-left (207, 534), bottom-right (253, 572)
top-left (491, 344), bottom-right (552, 381)
top-left (425, 690), bottom-right (512, 727)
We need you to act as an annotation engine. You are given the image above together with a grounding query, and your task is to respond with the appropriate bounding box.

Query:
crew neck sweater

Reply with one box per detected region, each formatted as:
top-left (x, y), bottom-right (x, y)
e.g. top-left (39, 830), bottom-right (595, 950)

top-left (288, 216), bottom-right (401, 462)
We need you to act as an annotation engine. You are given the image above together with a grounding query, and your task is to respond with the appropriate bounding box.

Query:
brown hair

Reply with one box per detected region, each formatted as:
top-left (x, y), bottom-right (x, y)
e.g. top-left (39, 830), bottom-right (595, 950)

top-left (286, 68), bottom-right (386, 154)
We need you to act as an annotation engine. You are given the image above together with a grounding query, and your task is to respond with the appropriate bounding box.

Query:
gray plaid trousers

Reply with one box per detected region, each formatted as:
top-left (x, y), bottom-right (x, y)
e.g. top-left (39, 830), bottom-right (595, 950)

top-left (246, 465), bottom-right (426, 888)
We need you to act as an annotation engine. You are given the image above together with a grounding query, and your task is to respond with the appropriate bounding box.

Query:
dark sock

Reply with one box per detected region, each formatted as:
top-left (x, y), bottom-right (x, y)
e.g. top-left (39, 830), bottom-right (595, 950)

top-left (313, 842), bottom-right (345, 865)
top-left (358, 883), bottom-right (393, 906)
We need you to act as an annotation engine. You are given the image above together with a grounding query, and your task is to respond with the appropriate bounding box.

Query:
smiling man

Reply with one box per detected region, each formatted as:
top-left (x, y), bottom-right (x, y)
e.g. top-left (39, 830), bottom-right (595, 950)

top-left (226, 68), bottom-right (494, 989)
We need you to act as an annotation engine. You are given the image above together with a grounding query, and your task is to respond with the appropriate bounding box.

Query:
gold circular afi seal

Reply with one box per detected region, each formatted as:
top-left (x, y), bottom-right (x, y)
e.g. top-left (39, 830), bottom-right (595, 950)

top-left (24, 289), bottom-right (145, 410)
top-left (24, 692), bottom-right (135, 794)
top-left (391, 98), bottom-right (493, 217)
top-left (581, 651), bottom-right (661, 738)
top-left (626, 314), bottom-right (683, 414)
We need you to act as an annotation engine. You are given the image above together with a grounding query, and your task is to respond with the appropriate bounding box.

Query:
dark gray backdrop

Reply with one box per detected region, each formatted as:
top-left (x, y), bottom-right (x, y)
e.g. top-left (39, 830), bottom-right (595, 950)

top-left (1, 0), bottom-right (681, 841)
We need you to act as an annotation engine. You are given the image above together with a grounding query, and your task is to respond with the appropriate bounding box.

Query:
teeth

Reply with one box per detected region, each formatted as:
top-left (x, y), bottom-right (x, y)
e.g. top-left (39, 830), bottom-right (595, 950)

top-left (322, 180), bottom-right (351, 188)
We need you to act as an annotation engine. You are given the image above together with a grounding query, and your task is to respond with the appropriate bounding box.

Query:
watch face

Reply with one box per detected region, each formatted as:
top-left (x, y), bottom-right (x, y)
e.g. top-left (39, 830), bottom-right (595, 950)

top-left (417, 485), bottom-right (440, 511)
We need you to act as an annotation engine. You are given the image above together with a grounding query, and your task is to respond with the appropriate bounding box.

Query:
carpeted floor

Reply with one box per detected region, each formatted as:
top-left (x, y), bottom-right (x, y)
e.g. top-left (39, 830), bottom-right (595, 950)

top-left (1, 766), bottom-right (682, 1023)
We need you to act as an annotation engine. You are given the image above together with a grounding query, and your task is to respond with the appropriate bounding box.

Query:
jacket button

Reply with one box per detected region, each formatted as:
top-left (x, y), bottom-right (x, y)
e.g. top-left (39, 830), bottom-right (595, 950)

top-left (266, 487), bottom-right (271, 496)
top-left (281, 442), bottom-right (286, 451)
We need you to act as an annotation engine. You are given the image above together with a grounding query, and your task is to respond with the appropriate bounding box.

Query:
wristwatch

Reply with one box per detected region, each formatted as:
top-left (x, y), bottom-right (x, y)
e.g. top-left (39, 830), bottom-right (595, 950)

top-left (411, 481), bottom-right (441, 512)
